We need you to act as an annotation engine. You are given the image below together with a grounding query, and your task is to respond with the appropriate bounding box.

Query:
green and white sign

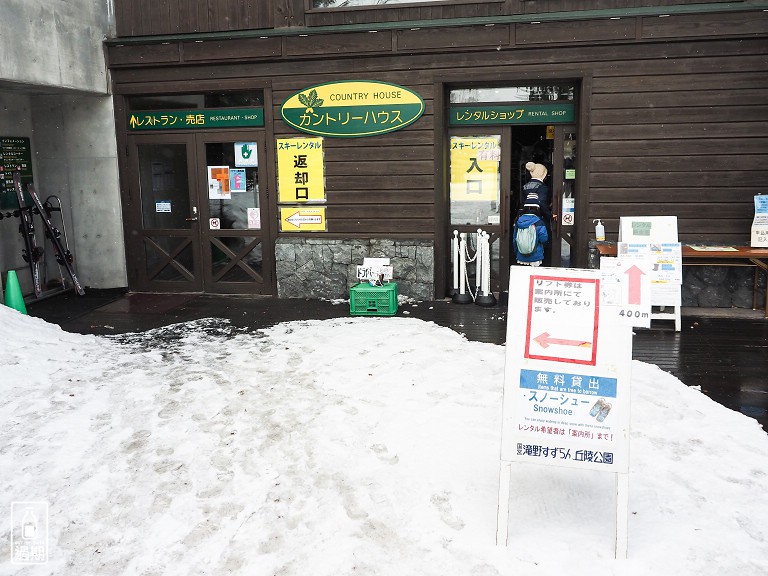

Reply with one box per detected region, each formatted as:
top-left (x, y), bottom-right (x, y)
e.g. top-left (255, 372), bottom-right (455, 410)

top-left (128, 108), bottom-right (264, 131)
top-left (450, 103), bottom-right (575, 126)
top-left (281, 81), bottom-right (424, 138)
top-left (0, 136), bottom-right (33, 210)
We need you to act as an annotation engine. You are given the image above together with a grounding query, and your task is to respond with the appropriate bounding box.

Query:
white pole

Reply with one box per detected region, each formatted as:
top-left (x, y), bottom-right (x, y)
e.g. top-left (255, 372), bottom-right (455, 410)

top-left (615, 472), bottom-right (629, 559)
top-left (452, 230), bottom-right (460, 292)
top-left (482, 231), bottom-right (492, 295)
top-left (475, 230), bottom-right (497, 306)
top-left (496, 462), bottom-right (511, 546)
top-left (458, 233), bottom-right (467, 296)
top-left (475, 229), bottom-right (484, 293)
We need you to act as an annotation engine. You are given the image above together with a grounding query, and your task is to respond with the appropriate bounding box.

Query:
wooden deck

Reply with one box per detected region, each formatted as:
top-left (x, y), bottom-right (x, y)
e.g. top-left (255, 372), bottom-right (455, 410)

top-left (27, 289), bottom-right (768, 431)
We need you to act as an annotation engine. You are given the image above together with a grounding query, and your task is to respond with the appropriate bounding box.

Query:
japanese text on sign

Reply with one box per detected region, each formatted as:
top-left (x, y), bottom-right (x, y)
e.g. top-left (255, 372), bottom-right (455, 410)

top-left (281, 81), bottom-right (424, 138)
top-left (276, 137), bottom-right (326, 204)
top-left (450, 136), bottom-right (500, 202)
top-left (128, 108), bottom-right (264, 131)
top-left (526, 275), bottom-right (600, 365)
top-left (516, 444), bottom-right (614, 465)
top-left (449, 104), bottom-right (575, 126)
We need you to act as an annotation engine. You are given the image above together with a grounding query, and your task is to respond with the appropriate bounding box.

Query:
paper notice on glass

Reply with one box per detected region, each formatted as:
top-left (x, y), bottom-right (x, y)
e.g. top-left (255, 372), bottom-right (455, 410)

top-left (155, 200), bottom-right (171, 213)
top-left (208, 166), bottom-right (231, 200)
top-left (247, 207), bottom-right (261, 229)
top-left (230, 168), bottom-right (247, 193)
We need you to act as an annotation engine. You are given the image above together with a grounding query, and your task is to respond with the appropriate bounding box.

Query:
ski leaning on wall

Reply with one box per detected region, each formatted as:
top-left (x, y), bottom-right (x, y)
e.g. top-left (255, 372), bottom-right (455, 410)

top-left (12, 171), bottom-right (44, 297)
top-left (13, 171), bottom-right (85, 296)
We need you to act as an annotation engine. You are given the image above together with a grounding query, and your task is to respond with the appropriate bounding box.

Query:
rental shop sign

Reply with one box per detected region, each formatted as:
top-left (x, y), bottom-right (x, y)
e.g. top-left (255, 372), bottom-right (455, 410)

top-left (281, 81), bottom-right (424, 138)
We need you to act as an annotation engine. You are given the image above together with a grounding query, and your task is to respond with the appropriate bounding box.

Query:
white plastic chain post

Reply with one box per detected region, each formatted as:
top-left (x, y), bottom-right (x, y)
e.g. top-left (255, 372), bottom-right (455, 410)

top-left (482, 231), bottom-right (492, 296)
top-left (452, 230), bottom-right (460, 292)
top-left (475, 229), bottom-right (484, 293)
top-left (458, 233), bottom-right (467, 296)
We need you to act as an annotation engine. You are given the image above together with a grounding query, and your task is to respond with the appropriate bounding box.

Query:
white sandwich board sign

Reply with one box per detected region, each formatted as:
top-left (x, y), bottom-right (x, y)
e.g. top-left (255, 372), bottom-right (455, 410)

top-left (497, 266), bottom-right (632, 558)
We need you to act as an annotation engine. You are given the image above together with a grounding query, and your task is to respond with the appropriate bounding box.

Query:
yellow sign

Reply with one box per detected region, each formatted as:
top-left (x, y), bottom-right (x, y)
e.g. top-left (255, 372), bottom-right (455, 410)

top-left (279, 206), bottom-right (327, 232)
top-left (281, 81), bottom-right (424, 138)
top-left (277, 137), bottom-right (325, 203)
top-left (449, 136), bottom-right (500, 202)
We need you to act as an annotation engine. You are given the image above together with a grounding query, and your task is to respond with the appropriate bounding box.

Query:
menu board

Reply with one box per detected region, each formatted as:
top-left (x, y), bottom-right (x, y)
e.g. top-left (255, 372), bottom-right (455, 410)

top-left (0, 136), bottom-right (33, 210)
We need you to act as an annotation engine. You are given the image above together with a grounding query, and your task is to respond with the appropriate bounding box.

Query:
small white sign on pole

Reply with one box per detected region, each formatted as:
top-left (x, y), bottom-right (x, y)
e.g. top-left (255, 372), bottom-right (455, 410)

top-left (497, 266), bottom-right (632, 558)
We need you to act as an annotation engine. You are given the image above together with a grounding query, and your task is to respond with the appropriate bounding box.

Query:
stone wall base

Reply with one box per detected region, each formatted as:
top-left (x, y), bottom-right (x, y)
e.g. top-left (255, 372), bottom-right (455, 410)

top-left (682, 266), bottom-right (767, 309)
top-left (275, 238), bottom-right (434, 300)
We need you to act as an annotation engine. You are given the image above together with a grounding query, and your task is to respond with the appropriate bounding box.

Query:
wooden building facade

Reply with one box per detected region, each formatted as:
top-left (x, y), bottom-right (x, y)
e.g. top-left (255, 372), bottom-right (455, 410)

top-left (105, 1), bottom-right (768, 300)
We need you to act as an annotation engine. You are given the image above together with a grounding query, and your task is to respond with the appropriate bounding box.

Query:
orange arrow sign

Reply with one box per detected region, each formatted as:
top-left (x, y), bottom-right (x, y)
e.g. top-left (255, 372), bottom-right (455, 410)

top-left (533, 332), bottom-right (592, 349)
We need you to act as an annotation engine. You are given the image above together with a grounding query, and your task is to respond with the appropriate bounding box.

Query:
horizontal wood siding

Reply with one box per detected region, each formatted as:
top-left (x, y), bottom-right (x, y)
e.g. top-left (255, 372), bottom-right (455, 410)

top-left (589, 40), bottom-right (768, 244)
top-left (115, 0), bottom-right (274, 36)
top-left (108, 12), bottom-right (768, 246)
top-left (272, 75), bottom-right (436, 235)
top-left (113, 0), bottom-right (742, 37)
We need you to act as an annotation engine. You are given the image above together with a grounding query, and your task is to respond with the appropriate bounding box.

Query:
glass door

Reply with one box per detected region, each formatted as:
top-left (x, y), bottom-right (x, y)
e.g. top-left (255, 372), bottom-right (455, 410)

top-left (126, 132), bottom-right (272, 294)
top-left (131, 134), bottom-right (202, 292)
top-left (197, 133), bottom-right (271, 294)
top-left (448, 128), bottom-right (509, 295)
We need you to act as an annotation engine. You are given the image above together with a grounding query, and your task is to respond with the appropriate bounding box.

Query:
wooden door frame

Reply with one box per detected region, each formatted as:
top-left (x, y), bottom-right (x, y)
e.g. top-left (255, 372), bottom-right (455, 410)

top-left (194, 130), bottom-right (274, 294)
top-left (125, 132), bottom-right (203, 293)
top-left (124, 130), bottom-right (276, 295)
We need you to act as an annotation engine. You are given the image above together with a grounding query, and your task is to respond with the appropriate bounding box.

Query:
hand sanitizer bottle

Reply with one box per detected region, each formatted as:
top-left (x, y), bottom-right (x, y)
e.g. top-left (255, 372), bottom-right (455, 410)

top-left (593, 219), bottom-right (605, 241)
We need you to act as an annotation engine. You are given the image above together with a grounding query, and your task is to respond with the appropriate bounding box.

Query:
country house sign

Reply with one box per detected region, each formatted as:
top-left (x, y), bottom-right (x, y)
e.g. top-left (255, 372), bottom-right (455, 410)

top-left (281, 81), bottom-right (424, 138)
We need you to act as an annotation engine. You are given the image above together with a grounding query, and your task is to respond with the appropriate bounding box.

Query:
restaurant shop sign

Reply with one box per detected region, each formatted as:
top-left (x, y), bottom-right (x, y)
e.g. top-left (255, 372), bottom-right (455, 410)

top-left (128, 108), bottom-right (264, 131)
top-left (281, 81), bottom-right (424, 138)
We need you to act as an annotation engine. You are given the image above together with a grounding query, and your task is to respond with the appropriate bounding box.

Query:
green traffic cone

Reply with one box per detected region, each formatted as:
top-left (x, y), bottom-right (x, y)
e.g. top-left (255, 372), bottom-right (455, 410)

top-left (4, 270), bottom-right (27, 314)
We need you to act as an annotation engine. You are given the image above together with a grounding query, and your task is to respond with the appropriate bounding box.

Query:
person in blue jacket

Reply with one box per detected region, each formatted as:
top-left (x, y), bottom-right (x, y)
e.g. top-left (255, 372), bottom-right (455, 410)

top-left (514, 205), bottom-right (549, 266)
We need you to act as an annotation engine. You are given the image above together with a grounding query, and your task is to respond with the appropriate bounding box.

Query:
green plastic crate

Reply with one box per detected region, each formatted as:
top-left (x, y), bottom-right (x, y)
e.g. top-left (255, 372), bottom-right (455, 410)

top-left (350, 282), bottom-right (398, 316)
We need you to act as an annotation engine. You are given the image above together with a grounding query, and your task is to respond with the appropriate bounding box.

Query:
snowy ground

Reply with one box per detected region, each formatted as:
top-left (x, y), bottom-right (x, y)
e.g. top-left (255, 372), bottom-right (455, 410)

top-left (1, 306), bottom-right (766, 576)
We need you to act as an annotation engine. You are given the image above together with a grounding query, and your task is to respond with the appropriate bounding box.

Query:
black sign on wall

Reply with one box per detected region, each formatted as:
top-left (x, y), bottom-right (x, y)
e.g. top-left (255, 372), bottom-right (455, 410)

top-left (0, 136), bottom-right (33, 210)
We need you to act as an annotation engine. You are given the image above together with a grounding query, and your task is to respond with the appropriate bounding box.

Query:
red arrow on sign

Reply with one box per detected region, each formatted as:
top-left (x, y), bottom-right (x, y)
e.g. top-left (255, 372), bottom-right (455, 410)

top-left (624, 264), bottom-right (645, 305)
top-left (533, 332), bottom-right (592, 349)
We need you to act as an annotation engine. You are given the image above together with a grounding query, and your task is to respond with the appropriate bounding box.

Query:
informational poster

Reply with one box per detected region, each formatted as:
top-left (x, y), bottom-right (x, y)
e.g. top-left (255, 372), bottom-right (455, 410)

top-left (449, 135), bottom-right (500, 202)
top-left (276, 137), bottom-right (325, 204)
top-left (155, 200), bottom-right (171, 213)
top-left (752, 195), bottom-right (768, 247)
top-left (501, 266), bottom-right (632, 474)
top-left (599, 256), bottom-right (652, 328)
top-left (208, 166), bottom-right (231, 200)
top-left (620, 242), bottom-right (682, 283)
top-left (229, 168), bottom-right (246, 193)
top-left (0, 136), bottom-right (33, 209)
